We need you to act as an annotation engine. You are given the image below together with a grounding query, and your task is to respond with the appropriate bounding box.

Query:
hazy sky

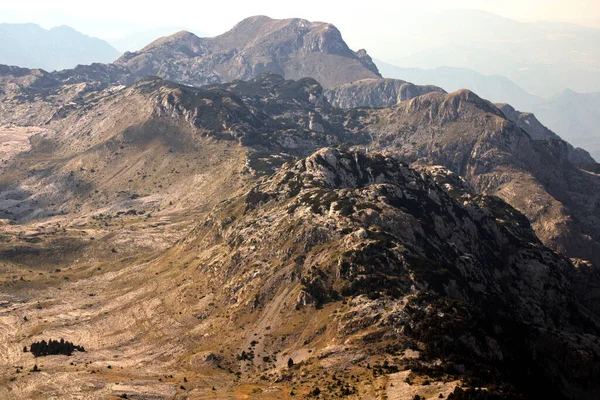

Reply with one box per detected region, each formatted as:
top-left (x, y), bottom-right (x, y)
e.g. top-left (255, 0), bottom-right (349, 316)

top-left (1, 0), bottom-right (599, 40)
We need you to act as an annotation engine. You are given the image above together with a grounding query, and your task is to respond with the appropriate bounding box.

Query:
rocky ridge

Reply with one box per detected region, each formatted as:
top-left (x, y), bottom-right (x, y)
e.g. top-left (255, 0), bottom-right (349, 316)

top-left (179, 147), bottom-right (600, 398)
top-left (324, 78), bottom-right (446, 108)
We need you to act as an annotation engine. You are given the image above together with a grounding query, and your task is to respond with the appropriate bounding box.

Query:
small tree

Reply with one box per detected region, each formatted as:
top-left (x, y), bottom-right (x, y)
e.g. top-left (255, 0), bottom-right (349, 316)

top-left (287, 358), bottom-right (294, 368)
top-left (23, 346), bottom-right (28, 352)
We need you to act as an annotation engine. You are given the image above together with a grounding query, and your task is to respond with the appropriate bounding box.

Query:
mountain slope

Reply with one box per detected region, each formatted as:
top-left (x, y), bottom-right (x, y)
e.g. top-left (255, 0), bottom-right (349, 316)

top-left (2, 70), bottom-right (600, 268)
top-left (0, 24), bottom-right (121, 71)
top-left (3, 70), bottom-right (600, 268)
top-left (1, 73), bottom-right (600, 398)
top-left (0, 73), bottom-right (341, 222)
top-left (2, 143), bottom-right (599, 398)
top-left (379, 62), bottom-right (600, 162)
top-left (178, 147), bottom-right (600, 399)
top-left (357, 61), bottom-right (600, 162)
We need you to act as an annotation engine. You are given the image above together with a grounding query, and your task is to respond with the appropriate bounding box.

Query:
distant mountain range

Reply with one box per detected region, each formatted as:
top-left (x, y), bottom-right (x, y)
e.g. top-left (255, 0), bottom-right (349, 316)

top-left (535, 90), bottom-right (600, 161)
top-left (368, 9), bottom-right (600, 97)
top-left (376, 61), bottom-right (543, 111)
top-left (378, 61), bottom-right (600, 161)
top-left (0, 23), bottom-right (121, 71)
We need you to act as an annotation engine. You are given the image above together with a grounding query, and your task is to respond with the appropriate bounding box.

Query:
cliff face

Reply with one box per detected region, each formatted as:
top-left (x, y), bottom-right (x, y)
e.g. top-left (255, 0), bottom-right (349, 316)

top-left (324, 78), bottom-right (445, 108)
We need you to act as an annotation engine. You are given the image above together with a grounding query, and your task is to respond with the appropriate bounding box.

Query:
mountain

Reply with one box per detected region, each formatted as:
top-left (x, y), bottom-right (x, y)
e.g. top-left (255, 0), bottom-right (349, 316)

top-left (0, 23), bottom-right (121, 71)
top-left (0, 17), bottom-right (380, 90)
top-left (106, 27), bottom-right (213, 52)
top-left (357, 89), bottom-right (600, 267)
top-left (1, 74), bottom-right (599, 398)
top-left (2, 65), bottom-right (600, 269)
top-left (114, 16), bottom-right (381, 88)
top-left (375, 61), bottom-right (600, 161)
top-left (322, 75), bottom-right (596, 166)
top-left (2, 15), bottom-right (600, 398)
top-left (188, 146), bottom-right (600, 399)
top-left (1, 11), bottom-right (599, 267)
top-left (6, 15), bottom-right (598, 165)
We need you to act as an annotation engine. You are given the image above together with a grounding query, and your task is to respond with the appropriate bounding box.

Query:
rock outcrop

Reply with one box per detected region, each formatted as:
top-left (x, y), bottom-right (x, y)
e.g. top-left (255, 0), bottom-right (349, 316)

top-left (324, 78), bottom-right (445, 108)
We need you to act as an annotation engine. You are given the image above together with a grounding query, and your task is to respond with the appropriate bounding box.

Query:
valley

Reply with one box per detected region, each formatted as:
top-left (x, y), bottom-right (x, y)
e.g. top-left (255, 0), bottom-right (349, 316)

top-left (0, 13), bottom-right (599, 400)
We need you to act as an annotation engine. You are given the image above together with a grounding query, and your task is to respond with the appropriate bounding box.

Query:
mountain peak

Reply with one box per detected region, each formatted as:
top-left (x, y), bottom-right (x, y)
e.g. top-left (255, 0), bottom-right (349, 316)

top-left (170, 30), bottom-right (200, 39)
top-left (295, 148), bottom-right (412, 190)
top-left (402, 88), bottom-right (504, 121)
top-left (114, 16), bottom-right (380, 88)
top-left (444, 89), bottom-right (504, 116)
top-left (136, 29), bottom-right (204, 52)
top-left (49, 25), bottom-right (78, 33)
top-left (232, 15), bottom-right (275, 27)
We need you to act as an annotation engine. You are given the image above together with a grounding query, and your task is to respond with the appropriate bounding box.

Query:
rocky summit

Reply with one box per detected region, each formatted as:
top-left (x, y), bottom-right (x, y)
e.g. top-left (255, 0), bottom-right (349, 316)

top-left (0, 13), bottom-right (599, 400)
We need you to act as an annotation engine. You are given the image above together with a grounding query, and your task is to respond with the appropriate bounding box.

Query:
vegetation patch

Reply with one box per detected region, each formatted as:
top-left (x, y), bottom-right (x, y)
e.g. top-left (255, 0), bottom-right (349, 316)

top-left (28, 339), bottom-right (86, 357)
